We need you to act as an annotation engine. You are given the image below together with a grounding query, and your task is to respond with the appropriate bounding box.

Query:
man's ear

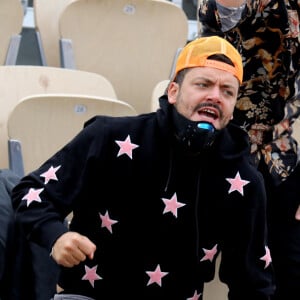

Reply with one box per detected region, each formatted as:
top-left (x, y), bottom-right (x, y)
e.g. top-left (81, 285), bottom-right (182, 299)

top-left (167, 82), bottom-right (179, 104)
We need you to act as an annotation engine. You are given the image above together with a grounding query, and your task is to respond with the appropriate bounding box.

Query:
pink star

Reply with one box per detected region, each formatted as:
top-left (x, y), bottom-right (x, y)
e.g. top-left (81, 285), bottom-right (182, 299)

top-left (162, 193), bottom-right (186, 218)
top-left (115, 135), bottom-right (139, 159)
top-left (146, 264), bottom-right (168, 287)
top-left (226, 171), bottom-right (250, 195)
top-left (40, 165), bottom-right (61, 184)
top-left (260, 246), bottom-right (272, 269)
top-left (99, 210), bottom-right (118, 233)
top-left (81, 264), bottom-right (102, 287)
top-left (187, 290), bottom-right (202, 300)
top-left (200, 244), bottom-right (218, 262)
top-left (22, 187), bottom-right (44, 207)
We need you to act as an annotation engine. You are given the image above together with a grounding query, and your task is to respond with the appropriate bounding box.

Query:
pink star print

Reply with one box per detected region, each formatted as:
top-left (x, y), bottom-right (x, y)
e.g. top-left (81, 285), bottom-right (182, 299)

top-left (162, 193), bottom-right (186, 218)
top-left (99, 210), bottom-right (118, 233)
top-left (40, 165), bottom-right (61, 184)
top-left (260, 246), bottom-right (272, 269)
top-left (226, 171), bottom-right (250, 196)
top-left (22, 188), bottom-right (44, 207)
top-left (115, 135), bottom-right (139, 159)
top-left (81, 265), bottom-right (102, 287)
top-left (146, 264), bottom-right (168, 287)
top-left (187, 290), bottom-right (202, 300)
top-left (200, 244), bottom-right (218, 262)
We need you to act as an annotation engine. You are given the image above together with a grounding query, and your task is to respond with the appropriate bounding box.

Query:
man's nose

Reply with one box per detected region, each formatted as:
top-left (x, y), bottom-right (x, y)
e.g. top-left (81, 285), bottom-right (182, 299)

top-left (207, 86), bottom-right (222, 102)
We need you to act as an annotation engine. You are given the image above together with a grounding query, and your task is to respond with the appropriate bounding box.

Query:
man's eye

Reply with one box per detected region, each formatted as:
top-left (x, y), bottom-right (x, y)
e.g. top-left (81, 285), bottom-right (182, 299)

top-left (224, 90), bottom-right (234, 97)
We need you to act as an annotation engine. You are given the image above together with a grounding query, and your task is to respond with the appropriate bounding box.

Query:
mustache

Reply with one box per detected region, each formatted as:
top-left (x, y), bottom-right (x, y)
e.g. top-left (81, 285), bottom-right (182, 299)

top-left (195, 103), bottom-right (223, 119)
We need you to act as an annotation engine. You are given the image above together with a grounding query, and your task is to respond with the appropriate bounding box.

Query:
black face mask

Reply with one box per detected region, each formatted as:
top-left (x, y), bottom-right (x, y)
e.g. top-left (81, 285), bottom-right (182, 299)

top-left (172, 107), bottom-right (220, 152)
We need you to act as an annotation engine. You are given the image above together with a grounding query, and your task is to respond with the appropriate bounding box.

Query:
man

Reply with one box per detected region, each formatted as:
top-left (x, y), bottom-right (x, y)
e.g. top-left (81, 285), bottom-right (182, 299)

top-left (0, 169), bottom-right (19, 299)
top-left (198, 1), bottom-right (300, 299)
top-left (12, 36), bottom-right (275, 299)
top-left (0, 168), bottom-right (59, 300)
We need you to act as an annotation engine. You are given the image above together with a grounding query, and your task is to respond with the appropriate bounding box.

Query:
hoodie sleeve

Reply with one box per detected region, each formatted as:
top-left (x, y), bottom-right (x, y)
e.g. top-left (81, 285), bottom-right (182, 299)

top-left (219, 164), bottom-right (275, 299)
top-left (11, 117), bottom-right (106, 252)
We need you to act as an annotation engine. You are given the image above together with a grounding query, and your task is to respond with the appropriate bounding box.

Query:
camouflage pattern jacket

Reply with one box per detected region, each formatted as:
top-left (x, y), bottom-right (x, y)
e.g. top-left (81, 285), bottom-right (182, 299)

top-left (199, 0), bottom-right (300, 185)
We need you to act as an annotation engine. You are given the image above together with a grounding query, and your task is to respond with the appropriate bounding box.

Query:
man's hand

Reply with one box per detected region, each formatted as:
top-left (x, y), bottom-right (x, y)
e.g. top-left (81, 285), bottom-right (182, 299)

top-left (216, 0), bottom-right (246, 7)
top-left (51, 231), bottom-right (96, 267)
top-left (295, 204), bottom-right (300, 221)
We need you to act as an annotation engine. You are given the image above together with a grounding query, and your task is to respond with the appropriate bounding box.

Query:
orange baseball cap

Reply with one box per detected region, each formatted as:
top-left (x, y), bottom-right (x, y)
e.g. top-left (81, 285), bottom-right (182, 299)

top-left (173, 36), bottom-right (243, 84)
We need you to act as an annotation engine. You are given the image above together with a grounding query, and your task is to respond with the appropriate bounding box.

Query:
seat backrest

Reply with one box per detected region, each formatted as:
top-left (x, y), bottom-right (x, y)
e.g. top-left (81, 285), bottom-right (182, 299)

top-left (0, 0), bottom-right (24, 65)
top-left (151, 79), bottom-right (170, 112)
top-left (7, 93), bottom-right (137, 176)
top-left (59, 0), bottom-right (189, 114)
top-left (33, 0), bottom-right (78, 66)
top-left (0, 65), bottom-right (119, 169)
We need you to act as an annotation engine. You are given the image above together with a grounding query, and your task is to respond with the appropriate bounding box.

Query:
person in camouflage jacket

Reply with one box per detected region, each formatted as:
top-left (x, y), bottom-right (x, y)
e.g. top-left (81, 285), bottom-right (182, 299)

top-left (198, 0), bottom-right (300, 298)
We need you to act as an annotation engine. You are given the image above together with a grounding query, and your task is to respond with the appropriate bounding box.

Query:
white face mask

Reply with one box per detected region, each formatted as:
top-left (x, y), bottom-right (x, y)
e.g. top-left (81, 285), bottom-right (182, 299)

top-left (216, 1), bottom-right (246, 31)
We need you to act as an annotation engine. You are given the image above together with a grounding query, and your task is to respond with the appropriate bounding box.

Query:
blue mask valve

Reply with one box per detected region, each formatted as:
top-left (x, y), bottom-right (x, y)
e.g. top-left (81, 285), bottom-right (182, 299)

top-left (197, 122), bottom-right (214, 132)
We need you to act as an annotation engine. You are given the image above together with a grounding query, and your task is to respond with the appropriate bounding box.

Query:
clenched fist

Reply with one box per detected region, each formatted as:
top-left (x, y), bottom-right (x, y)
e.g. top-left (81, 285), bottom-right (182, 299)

top-left (51, 231), bottom-right (96, 267)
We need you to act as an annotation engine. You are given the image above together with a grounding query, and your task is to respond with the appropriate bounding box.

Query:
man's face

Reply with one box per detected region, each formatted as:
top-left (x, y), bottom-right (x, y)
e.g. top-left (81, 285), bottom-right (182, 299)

top-left (167, 66), bottom-right (239, 130)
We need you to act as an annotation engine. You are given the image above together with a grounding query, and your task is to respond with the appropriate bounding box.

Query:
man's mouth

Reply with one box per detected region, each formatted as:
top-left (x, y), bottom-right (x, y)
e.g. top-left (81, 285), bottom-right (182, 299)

top-left (198, 108), bottom-right (219, 120)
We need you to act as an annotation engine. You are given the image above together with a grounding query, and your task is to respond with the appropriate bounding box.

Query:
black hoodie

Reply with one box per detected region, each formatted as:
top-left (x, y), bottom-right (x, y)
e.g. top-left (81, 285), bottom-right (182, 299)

top-left (12, 96), bottom-right (275, 299)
